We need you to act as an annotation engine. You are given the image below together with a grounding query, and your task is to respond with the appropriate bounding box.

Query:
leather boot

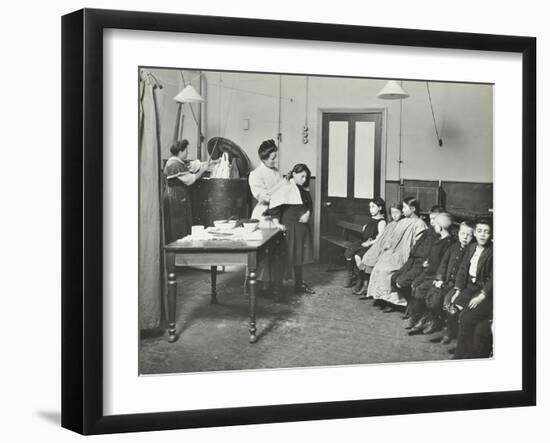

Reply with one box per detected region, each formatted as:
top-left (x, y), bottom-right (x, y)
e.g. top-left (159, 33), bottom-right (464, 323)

top-left (352, 272), bottom-right (365, 294)
top-left (404, 315), bottom-right (417, 329)
top-left (441, 322), bottom-right (453, 344)
top-left (357, 280), bottom-right (371, 299)
top-left (408, 315), bottom-right (429, 335)
top-left (343, 260), bottom-right (356, 288)
top-left (423, 314), bottom-right (443, 335)
top-left (295, 282), bottom-right (315, 294)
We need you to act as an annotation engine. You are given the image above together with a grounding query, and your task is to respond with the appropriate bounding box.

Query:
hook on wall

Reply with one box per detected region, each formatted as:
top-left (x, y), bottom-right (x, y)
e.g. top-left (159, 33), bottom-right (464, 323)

top-left (140, 70), bottom-right (163, 90)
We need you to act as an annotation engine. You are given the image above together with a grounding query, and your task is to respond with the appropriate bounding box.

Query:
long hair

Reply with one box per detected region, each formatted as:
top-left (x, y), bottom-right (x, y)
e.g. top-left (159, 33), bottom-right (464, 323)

top-left (388, 202), bottom-right (403, 222)
top-left (370, 197), bottom-right (386, 218)
top-left (288, 163), bottom-right (311, 188)
top-left (403, 196), bottom-right (421, 215)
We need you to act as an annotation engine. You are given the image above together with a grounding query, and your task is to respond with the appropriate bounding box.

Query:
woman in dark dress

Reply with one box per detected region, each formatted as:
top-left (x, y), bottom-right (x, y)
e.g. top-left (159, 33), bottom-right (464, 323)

top-left (163, 140), bottom-right (207, 243)
top-left (264, 163), bottom-right (315, 294)
top-left (342, 197), bottom-right (387, 293)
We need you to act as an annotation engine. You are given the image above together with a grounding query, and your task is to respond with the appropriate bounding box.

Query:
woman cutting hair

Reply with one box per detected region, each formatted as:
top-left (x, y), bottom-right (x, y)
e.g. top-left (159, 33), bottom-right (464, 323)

top-left (248, 139), bottom-right (286, 228)
top-left (162, 139), bottom-right (208, 243)
top-left (247, 140), bottom-right (287, 294)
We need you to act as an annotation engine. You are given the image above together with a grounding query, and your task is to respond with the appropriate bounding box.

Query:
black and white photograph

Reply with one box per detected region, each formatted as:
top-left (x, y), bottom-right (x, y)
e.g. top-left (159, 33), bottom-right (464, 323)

top-left (138, 67), bottom-right (494, 374)
top-left (1, 0), bottom-right (544, 439)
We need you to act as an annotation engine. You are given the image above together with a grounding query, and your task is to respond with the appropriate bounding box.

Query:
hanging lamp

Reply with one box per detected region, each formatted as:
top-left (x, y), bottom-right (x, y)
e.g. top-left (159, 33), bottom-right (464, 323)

top-left (173, 84), bottom-right (204, 103)
top-left (377, 80), bottom-right (410, 182)
top-left (377, 80), bottom-right (410, 100)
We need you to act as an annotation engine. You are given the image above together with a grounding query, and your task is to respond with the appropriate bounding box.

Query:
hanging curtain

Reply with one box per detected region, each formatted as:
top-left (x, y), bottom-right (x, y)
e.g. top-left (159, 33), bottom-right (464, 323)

top-left (139, 79), bottom-right (164, 330)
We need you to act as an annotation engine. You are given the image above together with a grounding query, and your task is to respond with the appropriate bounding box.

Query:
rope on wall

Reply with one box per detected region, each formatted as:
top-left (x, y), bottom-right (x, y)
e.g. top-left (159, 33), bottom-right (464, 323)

top-left (180, 72), bottom-right (200, 127)
top-left (398, 88), bottom-right (403, 181)
top-left (277, 75), bottom-right (283, 169)
top-left (303, 76), bottom-right (309, 144)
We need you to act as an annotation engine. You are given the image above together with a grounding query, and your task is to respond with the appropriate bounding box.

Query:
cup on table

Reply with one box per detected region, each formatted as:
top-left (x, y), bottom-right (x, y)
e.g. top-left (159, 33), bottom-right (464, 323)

top-left (191, 225), bottom-right (205, 236)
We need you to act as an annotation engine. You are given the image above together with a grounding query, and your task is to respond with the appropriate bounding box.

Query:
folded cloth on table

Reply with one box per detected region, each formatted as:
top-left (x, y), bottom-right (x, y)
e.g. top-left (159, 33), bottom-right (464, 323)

top-left (177, 228), bottom-right (263, 242)
top-left (178, 232), bottom-right (213, 242)
top-left (242, 231), bottom-right (263, 241)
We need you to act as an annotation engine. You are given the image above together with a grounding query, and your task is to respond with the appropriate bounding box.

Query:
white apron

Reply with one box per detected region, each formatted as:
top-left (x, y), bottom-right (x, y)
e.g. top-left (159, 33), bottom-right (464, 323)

top-left (248, 163), bottom-right (285, 228)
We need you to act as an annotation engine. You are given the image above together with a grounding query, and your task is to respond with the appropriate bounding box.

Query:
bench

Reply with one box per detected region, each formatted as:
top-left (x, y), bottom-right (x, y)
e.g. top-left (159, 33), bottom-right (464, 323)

top-left (321, 220), bottom-right (363, 249)
top-left (321, 218), bottom-right (366, 268)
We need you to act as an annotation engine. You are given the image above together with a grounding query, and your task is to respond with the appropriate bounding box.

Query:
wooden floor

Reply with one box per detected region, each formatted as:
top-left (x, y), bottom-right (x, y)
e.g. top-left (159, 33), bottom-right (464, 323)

top-left (139, 264), bottom-right (453, 374)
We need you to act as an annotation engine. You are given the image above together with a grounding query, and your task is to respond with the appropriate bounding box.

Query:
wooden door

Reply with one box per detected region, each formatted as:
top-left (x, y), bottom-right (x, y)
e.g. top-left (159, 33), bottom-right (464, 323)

top-left (320, 112), bottom-right (383, 262)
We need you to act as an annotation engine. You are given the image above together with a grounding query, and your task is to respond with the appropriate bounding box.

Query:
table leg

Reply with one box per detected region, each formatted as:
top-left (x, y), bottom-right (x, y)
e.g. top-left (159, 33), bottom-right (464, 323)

top-left (248, 269), bottom-right (257, 343)
top-left (210, 265), bottom-right (218, 304)
top-left (166, 252), bottom-right (177, 343)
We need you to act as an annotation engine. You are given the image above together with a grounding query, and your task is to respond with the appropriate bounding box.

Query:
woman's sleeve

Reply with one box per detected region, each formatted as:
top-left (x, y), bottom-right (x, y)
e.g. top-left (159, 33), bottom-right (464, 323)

top-left (166, 162), bottom-right (195, 186)
top-left (248, 171), bottom-right (270, 203)
top-left (165, 162), bottom-right (187, 179)
top-left (163, 162), bottom-right (174, 177)
top-left (178, 173), bottom-right (197, 186)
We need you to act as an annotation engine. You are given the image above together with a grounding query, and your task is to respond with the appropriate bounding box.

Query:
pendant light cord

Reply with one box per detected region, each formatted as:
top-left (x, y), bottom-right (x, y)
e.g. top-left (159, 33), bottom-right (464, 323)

top-left (399, 94), bottom-right (403, 181)
top-left (426, 82), bottom-right (442, 146)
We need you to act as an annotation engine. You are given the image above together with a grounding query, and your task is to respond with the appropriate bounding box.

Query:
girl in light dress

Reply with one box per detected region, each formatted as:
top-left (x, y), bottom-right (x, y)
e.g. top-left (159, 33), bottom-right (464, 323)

top-left (358, 198), bottom-right (427, 305)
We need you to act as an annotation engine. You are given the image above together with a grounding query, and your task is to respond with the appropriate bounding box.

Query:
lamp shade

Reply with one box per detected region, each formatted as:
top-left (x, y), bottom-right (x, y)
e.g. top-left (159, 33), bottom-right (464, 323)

top-left (173, 85), bottom-right (204, 103)
top-left (377, 80), bottom-right (409, 100)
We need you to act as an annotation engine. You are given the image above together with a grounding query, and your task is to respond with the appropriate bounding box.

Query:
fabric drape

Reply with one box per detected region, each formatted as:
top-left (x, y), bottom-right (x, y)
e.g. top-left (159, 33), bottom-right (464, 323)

top-left (362, 217), bottom-right (428, 304)
top-left (139, 81), bottom-right (164, 330)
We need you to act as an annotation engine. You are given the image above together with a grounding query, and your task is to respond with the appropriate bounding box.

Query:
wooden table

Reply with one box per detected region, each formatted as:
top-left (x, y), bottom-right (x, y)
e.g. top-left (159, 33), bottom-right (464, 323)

top-left (164, 228), bottom-right (283, 344)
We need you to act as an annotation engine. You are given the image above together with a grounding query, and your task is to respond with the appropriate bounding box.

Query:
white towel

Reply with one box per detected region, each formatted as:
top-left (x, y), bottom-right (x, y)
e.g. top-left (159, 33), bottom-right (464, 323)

top-left (268, 179), bottom-right (303, 210)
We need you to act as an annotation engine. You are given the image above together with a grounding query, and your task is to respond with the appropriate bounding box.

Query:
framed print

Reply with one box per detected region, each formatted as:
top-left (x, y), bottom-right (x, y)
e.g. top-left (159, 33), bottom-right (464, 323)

top-left (61, 8), bottom-right (536, 435)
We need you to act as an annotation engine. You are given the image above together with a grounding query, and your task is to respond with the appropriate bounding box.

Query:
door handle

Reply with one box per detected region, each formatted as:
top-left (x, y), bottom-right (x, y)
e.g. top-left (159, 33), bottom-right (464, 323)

top-left (323, 201), bottom-right (332, 207)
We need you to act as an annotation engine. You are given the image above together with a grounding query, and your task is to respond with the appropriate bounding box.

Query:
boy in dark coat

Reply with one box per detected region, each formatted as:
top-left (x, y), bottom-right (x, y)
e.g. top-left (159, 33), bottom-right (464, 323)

top-left (389, 206), bottom-right (442, 314)
top-left (428, 221), bottom-right (476, 342)
top-left (450, 219), bottom-right (493, 359)
top-left (405, 213), bottom-right (455, 334)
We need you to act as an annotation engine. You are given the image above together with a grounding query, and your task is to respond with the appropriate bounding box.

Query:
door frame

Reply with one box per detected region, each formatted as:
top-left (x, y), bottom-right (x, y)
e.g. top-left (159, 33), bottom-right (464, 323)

top-left (313, 107), bottom-right (388, 259)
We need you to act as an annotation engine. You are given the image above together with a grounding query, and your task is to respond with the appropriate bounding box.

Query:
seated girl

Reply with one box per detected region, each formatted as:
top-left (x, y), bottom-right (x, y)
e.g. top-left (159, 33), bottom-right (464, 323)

top-left (343, 197), bottom-right (387, 294)
top-left (355, 202), bottom-right (403, 298)
top-left (359, 197), bottom-right (427, 306)
top-left (264, 164), bottom-right (315, 295)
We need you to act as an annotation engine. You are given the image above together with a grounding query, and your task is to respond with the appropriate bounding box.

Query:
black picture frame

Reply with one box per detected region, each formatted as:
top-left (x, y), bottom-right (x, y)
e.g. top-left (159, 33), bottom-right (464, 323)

top-left (61, 8), bottom-right (536, 435)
